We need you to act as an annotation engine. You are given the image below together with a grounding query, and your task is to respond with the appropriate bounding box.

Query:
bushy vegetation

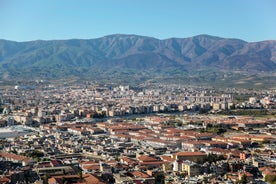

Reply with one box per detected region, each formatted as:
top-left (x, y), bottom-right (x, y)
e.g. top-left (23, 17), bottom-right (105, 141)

top-left (199, 123), bottom-right (227, 135)
top-left (21, 150), bottom-right (44, 160)
top-left (196, 153), bottom-right (225, 164)
top-left (265, 175), bottom-right (276, 184)
top-left (218, 109), bottom-right (276, 117)
top-left (235, 175), bottom-right (248, 184)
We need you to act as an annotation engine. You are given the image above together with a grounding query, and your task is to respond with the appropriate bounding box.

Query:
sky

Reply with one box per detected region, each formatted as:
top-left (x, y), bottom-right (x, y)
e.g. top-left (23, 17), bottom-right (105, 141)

top-left (0, 0), bottom-right (276, 42)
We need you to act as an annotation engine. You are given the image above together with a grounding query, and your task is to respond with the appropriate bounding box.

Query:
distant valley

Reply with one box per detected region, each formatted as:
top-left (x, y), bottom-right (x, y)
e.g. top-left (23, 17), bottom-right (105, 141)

top-left (0, 34), bottom-right (276, 88)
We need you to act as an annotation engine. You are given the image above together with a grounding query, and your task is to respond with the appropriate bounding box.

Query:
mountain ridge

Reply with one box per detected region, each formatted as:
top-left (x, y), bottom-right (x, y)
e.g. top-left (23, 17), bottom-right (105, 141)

top-left (0, 34), bottom-right (276, 86)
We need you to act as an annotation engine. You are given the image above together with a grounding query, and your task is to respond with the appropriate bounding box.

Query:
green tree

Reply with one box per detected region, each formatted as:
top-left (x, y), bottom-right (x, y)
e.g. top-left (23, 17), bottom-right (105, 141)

top-left (43, 174), bottom-right (49, 184)
top-left (78, 171), bottom-right (84, 182)
top-left (25, 150), bottom-right (44, 158)
top-left (235, 175), bottom-right (247, 184)
top-left (155, 173), bottom-right (165, 184)
top-left (265, 175), bottom-right (276, 184)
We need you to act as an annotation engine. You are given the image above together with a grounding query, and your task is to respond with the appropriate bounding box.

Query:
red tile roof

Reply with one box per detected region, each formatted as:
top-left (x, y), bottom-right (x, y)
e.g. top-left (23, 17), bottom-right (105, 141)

top-left (0, 152), bottom-right (31, 162)
top-left (160, 155), bottom-right (175, 162)
top-left (131, 171), bottom-right (151, 178)
top-left (174, 151), bottom-right (206, 156)
top-left (138, 155), bottom-right (158, 162)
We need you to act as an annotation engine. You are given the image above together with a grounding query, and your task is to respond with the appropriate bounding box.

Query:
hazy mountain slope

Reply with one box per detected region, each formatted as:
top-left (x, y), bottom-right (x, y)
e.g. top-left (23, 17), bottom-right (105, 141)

top-left (0, 34), bottom-right (276, 81)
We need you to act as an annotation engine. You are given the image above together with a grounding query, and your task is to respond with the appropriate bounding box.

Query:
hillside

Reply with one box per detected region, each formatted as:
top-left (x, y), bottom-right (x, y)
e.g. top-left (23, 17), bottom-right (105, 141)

top-left (0, 34), bottom-right (276, 87)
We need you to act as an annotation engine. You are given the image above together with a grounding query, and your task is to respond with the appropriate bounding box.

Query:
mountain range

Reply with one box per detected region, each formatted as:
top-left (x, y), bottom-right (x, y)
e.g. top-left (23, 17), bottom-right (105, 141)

top-left (0, 34), bottom-right (276, 87)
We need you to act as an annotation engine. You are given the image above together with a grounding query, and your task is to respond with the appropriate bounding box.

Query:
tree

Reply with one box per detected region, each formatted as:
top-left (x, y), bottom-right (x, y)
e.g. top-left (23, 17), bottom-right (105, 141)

top-left (155, 173), bottom-right (165, 184)
top-left (43, 174), bottom-right (49, 184)
top-left (235, 175), bottom-right (247, 184)
top-left (78, 171), bottom-right (84, 182)
top-left (265, 175), bottom-right (276, 184)
top-left (25, 150), bottom-right (44, 158)
top-left (197, 153), bottom-right (225, 164)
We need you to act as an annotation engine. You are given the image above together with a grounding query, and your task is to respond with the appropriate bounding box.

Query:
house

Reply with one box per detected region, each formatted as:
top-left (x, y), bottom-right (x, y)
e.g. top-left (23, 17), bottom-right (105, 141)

top-left (0, 177), bottom-right (10, 184)
top-left (172, 151), bottom-right (206, 162)
top-left (238, 172), bottom-right (254, 183)
top-left (35, 165), bottom-right (76, 177)
top-left (80, 161), bottom-right (101, 174)
top-left (160, 155), bottom-right (174, 172)
top-left (48, 174), bottom-right (106, 184)
top-left (120, 156), bottom-right (137, 167)
top-left (114, 172), bottom-right (133, 184)
top-left (137, 155), bottom-right (164, 169)
top-left (130, 171), bottom-right (155, 184)
top-left (0, 152), bottom-right (34, 166)
top-left (182, 160), bottom-right (202, 177)
top-left (259, 167), bottom-right (276, 181)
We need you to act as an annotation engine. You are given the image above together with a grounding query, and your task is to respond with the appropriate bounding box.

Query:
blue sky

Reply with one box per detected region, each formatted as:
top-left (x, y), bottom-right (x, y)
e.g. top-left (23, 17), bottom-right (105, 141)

top-left (0, 0), bottom-right (276, 42)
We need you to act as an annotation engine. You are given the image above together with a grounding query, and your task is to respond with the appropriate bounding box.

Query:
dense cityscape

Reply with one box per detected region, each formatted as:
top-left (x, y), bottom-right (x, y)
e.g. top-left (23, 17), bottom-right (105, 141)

top-left (1, 0), bottom-right (276, 183)
top-left (0, 81), bottom-right (276, 184)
